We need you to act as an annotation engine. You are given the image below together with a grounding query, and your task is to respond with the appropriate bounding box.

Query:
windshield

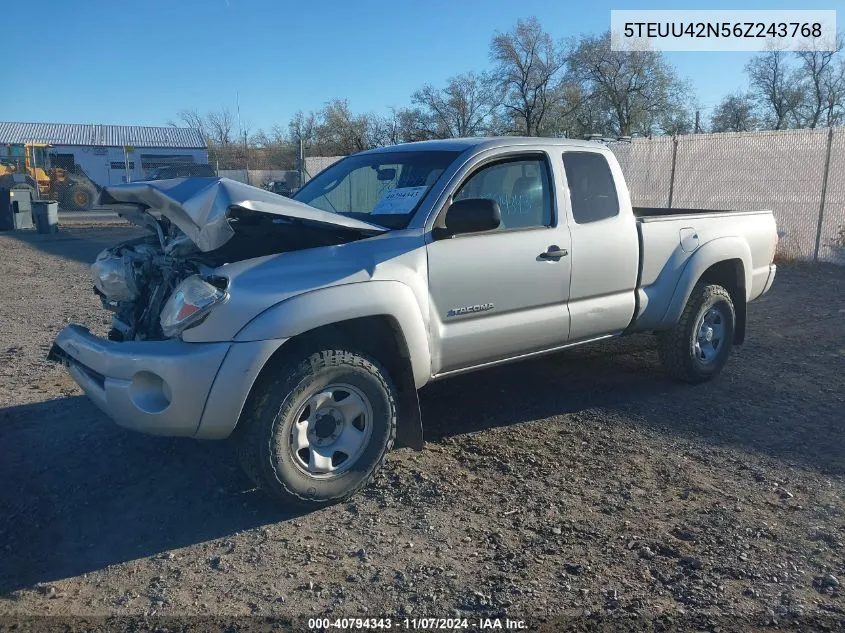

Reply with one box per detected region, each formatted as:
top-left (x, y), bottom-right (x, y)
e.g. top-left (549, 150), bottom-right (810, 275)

top-left (33, 147), bottom-right (49, 168)
top-left (294, 150), bottom-right (459, 228)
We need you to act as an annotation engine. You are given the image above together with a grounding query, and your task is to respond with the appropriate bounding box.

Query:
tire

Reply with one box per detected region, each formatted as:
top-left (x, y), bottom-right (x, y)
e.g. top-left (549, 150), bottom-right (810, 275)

top-left (658, 283), bottom-right (736, 384)
top-left (234, 348), bottom-right (397, 508)
top-left (63, 183), bottom-right (97, 211)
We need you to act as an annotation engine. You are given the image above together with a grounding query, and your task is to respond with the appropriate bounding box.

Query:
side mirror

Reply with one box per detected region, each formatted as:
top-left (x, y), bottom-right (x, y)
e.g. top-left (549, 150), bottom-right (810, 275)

top-left (439, 198), bottom-right (501, 237)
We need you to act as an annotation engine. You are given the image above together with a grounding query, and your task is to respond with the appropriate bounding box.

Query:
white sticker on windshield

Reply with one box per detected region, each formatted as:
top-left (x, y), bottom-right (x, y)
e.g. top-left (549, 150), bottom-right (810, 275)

top-left (372, 186), bottom-right (427, 214)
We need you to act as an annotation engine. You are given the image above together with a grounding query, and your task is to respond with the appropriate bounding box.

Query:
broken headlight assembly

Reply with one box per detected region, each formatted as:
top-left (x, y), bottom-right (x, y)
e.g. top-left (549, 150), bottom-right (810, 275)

top-left (159, 275), bottom-right (227, 338)
top-left (91, 250), bottom-right (140, 302)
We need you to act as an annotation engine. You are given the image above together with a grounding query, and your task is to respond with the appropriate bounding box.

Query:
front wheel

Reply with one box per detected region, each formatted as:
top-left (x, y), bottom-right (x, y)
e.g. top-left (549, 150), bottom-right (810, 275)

top-left (234, 348), bottom-right (397, 507)
top-left (63, 183), bottom-right (97, 211)
top-left (658, 283), bottom-right (736, 384)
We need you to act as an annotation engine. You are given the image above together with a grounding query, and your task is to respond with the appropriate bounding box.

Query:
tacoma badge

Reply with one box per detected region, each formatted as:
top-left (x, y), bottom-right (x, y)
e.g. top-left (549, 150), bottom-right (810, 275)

top-left (446, 303), bottom-right (495, 317)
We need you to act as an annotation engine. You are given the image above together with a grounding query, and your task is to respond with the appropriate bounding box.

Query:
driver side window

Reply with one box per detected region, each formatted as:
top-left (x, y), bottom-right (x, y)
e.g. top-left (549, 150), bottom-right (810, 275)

top-left (454, 157), bottom-right (553, 230)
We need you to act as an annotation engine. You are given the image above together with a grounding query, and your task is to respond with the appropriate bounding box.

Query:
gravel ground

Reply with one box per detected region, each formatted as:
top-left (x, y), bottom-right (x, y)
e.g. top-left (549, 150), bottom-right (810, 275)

top-left (0, 223), bottom-right (843, 631)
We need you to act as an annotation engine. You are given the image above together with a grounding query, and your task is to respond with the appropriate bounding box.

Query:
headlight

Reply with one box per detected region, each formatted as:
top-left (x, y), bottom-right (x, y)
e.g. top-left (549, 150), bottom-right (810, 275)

top-left (160, 275), bottom-right (227, 338)
top-left (91, 250), bottom-right (138, 302)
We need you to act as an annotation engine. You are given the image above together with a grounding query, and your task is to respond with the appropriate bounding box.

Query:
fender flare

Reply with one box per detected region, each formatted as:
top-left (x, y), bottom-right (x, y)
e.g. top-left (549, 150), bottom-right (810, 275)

top-left (659, 236), bottom-right (751, 329)
top-left (234, 280), bottom-right (432, 390)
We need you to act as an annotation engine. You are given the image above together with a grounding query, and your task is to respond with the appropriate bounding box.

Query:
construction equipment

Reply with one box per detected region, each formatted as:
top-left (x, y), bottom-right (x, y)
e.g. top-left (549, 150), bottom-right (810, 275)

top-left (0, 143), bottom-right (99, 211)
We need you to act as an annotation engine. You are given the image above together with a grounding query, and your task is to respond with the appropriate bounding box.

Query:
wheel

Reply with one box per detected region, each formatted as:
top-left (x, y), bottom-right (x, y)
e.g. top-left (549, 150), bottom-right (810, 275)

top-left (658, 283), bottom-right (735, 384)
top-left (234, 348), bottom-right (397, 507)
top-left (63, 183), bottom-right (97, 211)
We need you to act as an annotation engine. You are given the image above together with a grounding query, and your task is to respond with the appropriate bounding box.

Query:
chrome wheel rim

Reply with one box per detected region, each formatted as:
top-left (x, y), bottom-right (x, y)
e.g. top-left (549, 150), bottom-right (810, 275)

top-left (289, 383), bottom-right (373, 478)
top-left (694, 306), bottom-right (726, 365)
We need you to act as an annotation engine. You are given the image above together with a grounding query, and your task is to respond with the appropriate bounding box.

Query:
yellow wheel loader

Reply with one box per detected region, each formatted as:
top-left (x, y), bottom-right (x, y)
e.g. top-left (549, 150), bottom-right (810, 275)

top-left (0, 143), bottom-right (99, 211)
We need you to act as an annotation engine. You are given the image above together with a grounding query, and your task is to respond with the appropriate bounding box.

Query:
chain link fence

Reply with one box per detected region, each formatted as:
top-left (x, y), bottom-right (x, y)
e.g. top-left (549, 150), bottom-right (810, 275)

top-left (607, 127), bottom-right (845, 265)
top-left (216, 156), bottom-right (345, 192)
top-left (218, 169), bottom-right (299, 189)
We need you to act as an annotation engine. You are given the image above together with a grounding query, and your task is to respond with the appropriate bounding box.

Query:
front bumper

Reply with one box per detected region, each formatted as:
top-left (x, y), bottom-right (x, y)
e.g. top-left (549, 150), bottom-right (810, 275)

top-left (49, 324), bottom-right (231, 437)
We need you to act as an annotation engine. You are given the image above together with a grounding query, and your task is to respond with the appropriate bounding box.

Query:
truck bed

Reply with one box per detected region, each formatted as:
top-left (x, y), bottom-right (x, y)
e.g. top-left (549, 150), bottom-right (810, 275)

top-left (629, 207), bottom-right (778, 332)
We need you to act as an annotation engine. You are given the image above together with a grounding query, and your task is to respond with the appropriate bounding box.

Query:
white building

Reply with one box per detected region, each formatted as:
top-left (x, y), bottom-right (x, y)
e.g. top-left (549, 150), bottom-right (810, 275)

top-left (0, 122), bottom-right (208, 188)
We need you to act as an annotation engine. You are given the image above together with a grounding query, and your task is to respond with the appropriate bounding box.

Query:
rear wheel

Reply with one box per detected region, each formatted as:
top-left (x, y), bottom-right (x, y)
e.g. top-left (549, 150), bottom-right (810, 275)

top-left (234, 347), bottom-right (397, 507)
top-left (658, 283), bottom-right (735, 383)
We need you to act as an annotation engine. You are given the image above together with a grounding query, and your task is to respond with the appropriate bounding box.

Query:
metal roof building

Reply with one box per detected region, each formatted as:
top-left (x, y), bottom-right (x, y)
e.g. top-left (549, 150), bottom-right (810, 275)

top-left (0, 121), bottom-right (209, 193)
top-left (0, 122), bottom-right (206, 149)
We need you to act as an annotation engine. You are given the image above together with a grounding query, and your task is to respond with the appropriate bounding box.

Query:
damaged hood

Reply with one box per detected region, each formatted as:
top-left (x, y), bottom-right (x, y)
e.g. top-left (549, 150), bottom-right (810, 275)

top-left (99, 177), bottom-right (386, 252)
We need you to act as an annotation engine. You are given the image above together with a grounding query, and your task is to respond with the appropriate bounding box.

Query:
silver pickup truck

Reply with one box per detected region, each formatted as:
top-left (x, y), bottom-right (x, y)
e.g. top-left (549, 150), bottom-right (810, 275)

top-left (49, 137), bottom-right (778, 507)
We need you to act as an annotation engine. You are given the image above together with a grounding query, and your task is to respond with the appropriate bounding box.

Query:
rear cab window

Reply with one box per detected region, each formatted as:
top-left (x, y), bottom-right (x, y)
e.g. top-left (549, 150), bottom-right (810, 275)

top-left (562, 152), bottom-right (619, 224)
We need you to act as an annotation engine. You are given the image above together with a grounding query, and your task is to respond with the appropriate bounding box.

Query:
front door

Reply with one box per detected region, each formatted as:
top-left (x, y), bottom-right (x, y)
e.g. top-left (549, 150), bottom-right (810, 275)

top-left (426, 154), bottom-right (572, 374)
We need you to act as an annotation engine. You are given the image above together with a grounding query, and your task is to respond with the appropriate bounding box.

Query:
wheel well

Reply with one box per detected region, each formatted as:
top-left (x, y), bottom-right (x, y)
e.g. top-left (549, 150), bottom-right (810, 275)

top-left (278, 315), bottom-right (410, 371)
top-left (699, 259), bottom-right (746, 344)
top-left (241, 315), bottom-right (424, 449)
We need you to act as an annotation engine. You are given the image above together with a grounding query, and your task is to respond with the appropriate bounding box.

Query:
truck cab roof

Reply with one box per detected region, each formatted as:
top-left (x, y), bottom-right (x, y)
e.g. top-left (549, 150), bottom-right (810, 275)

top-left (359, 137), bottom-right (607, 155)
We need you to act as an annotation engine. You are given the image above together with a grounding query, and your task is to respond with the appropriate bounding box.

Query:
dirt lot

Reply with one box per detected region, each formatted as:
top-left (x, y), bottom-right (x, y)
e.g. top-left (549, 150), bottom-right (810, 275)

top-left (0, 223), bottom-right (843, 631)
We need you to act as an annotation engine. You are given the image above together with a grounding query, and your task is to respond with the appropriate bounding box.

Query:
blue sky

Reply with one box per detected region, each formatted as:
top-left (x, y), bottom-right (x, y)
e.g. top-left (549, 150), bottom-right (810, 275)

top-left (2, 0), bottom-right (839, 133)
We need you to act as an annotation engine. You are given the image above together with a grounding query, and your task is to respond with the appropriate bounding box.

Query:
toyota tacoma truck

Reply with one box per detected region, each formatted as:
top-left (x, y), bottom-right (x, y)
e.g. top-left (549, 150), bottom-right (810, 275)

top-left (49, 137), bottom-right (778, 507)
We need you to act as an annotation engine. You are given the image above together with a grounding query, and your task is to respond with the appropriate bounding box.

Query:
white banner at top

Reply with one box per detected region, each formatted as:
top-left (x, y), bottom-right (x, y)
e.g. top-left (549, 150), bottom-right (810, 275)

top-left (610, 10), bottom-right (837, 52)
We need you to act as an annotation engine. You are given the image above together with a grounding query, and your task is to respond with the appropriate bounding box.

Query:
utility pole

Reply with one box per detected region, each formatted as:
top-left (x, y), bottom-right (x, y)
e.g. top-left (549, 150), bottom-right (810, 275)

top-left (813, 127), bottom-right (835, 262)
top-left (237, 92), bottom-right (249, 184)
top-left (123, 145), bottom-right (135, 183)
top-left (298, 136), bottom-right (304, 189)
top-left (667, 136), bottom-right (679, 208)
top-left (244, 129), bottom-right (249, 175)
top-left (694, 110), bottom-right (701, 134)
top-left (30, 146), bottom-right (40, 199)
top-left (236, 91), bottom-right (242, 143)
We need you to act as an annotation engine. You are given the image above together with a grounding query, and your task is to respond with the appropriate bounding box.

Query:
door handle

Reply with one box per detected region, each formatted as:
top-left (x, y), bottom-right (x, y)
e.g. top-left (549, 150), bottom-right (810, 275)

top-left (539, 246), bottom-right (568, 259)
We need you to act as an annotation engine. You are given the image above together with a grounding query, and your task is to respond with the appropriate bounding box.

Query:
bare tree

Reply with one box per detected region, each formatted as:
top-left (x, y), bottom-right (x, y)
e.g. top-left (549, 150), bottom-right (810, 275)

top-left (247, 125), bottom-right (296, 170)
top-left (657, 102), bottom-right (697, 136)
top-left (411, 72), bottom-right (500, 138)
top-left (267, 124), bottom-right (286, 144)
top-left (745, 50), bottom-right (802, 129)
top-left (821, 57), bottom-right (845, 126)
top-left (365, 108), bottom-right (407, 147)
top-left (393, 107), bottom-right (438, 142)
top-left (568, 32), bottom-right (691, 137)
top-left (539, 81), bottom-right (606, 138)
top-left (794, 35), bottom-right (845, 128)
top-left (206, 107), bottom-right (235, 145)
top-left (168, 109), bottom-right (207, 137)
top-left (288, 110), bottom-right (317, 145)
top-left (286, 103), bottom-right (392, 156)
top-left (238, 119), bottom-right (253, 146)
top-left (313, 99), bottom-right (372, 155)
top-left (711, 93), bottom-right (758, 132)
top-left (356, 112), bottom-right (390, 149)
top-left (490, 17), bottom-right (567, 135)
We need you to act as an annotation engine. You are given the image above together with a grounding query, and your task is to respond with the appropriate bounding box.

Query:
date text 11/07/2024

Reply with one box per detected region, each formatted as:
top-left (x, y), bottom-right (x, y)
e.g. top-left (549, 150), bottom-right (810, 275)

top-left (307, 617), bottom-right (528, 630)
